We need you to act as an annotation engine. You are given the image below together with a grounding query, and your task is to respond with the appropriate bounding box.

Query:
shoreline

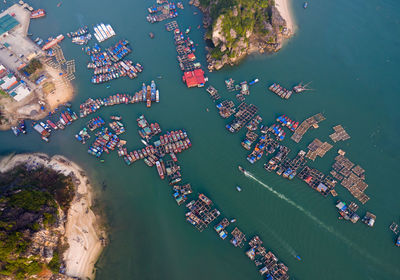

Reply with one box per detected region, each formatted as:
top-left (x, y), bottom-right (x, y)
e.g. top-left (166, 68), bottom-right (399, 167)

top-left (275, 0), bottom-right (296, 35)
top-left (0, 4), bottom-right (75, 131)
top-left (0, 153), bottom-right (105, 280)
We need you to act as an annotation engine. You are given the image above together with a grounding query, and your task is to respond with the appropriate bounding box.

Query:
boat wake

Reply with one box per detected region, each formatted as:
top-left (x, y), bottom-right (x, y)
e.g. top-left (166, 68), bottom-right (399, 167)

top-left (243, 170), bottom-right (400, 274)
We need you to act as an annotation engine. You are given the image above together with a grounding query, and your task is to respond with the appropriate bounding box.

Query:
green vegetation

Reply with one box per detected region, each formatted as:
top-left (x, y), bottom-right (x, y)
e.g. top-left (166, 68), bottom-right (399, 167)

top-left (0, 165), bottom-right (75, 279)
top-left (200, 0), bottom-right (275, 60)
top-left (48, 251), bottom-right (60, 273)
top-left (20, 58), bottom-right (42, 76)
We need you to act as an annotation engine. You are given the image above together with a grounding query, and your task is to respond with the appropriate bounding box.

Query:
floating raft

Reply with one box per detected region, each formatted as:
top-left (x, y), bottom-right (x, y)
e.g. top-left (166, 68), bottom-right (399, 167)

top-left (305, 138), bottom-right (333, 161)
top-left (206, 85), bottom-right (221, 101)
top-left (329, 125), bottom-right (350, 142)
top-left (331, 151), bottom-right (370, 204)
top-left (165, 20), bottom-right (178, 31)
top-left (291, 113), bottom-right (326, 143)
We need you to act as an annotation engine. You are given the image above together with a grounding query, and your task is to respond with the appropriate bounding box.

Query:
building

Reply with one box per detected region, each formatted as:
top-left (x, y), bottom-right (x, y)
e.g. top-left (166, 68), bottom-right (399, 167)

top-left (0, 64), bottom-right (31, 101)
top-left (182, 69), bottom-right (205, 88)
top-left (0, 14), bottom-right (20, 37)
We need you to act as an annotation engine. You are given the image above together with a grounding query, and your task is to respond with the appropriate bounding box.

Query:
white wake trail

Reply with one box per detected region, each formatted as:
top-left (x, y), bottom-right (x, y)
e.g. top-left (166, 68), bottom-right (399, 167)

top-left (243, 170), bottom-right (399, 274)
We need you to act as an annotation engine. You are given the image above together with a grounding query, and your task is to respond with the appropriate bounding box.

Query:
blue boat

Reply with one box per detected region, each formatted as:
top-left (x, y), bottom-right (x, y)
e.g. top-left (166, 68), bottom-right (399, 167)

top-left (296, 255), bottom-right (302, 261)
top-left (303, 2), bottom-right (308, 9)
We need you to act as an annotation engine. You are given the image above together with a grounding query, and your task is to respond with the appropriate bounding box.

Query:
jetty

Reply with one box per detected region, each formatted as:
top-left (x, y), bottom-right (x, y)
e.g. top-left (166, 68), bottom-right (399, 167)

top-left (291, 113), bottom-right (326, 143)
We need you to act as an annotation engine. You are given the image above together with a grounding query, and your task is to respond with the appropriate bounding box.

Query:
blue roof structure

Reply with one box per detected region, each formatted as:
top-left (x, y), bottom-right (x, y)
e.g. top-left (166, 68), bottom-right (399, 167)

top-left (0, 14), bottom-right (19, 36)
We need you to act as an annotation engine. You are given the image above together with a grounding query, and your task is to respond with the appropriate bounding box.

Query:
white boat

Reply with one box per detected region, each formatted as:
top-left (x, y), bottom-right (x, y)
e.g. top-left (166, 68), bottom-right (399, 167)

top-left (236, 185), bottom-right (242, 192)
top-left (100, 23), bottom-right (111, 38)
top-left (141, 139), bottom-right (149, 146)
top-left (96, 24), bottom-right (108, 40)
top-left (93, 26), bottom-right (104, 42)
top-left (106, 24), bottom-right (116, 36)
top-left (156, 90), bottom-right (159, 103)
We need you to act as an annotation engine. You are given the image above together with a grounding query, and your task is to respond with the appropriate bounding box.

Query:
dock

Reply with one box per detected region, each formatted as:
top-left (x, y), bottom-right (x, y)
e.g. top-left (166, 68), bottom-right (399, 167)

top-left (206, 85), bottom-right (221, 101)
top-left (230, 227), bottom-right (246, 248)
top-left (216, 100), bottom-right (236, 118)
top-left (226, 102), bottom-right (258, 133)
top-left (297, 165), bottom-right (337, 196)
top-left (305, 138), bottom-right (333, 161)
top-left (329, 125), bottom-right (350, 142)
top-left (165, 20), bottom-right (178, 31)
top-left (186, 194), bottom-right (220, 232)
top-left (331, 151), bottom-right (370, 204)
top-left (291, 113), bottom-right (325, 143)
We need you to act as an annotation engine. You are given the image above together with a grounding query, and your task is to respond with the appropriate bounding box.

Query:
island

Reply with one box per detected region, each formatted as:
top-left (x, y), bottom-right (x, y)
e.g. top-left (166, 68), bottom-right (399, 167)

top-left (0, 153), bottom-right (106, 280)
top-left (190, 0), bottom-right (294, 71)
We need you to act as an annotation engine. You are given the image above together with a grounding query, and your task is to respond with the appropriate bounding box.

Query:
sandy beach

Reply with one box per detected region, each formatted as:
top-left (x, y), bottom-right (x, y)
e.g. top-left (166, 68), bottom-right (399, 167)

top-left (275, 0), bottom-right (295, 34)
top-left (0, 153), bottom-right (105, 280)
top-left (44, 64), bottom-right (75, 110)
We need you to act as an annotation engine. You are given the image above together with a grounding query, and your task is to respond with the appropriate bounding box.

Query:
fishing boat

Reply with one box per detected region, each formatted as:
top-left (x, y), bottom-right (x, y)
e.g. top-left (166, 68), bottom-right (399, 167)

top-left (296, 255), bottom-right (301, 261)
top-left (156, 161), bottom-right (165, 179)
top-left (238, 165), bottom-right (246, 173)
top-left (31, 9), bottom-right (46, 19)
top-left (230, 218), bottom-right (237, 223)
top-left (236, 185), bottom-right (242, 192)
top-left (396, 236), bottom-right (400, 247)
top-left (141, 139), bottom-right (149, 146)
top-left (149, 32), bottom-right (154, 39)
top-left (249, 78), bottom-right (259, 85)
top-left (42, 34), bottom-right (64, 50)
top-left (303, 2), bottom-right (308, 8)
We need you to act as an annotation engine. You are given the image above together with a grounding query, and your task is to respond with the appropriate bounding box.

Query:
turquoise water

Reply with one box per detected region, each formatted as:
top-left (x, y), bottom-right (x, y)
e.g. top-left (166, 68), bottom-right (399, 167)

top-left (0, 0), bottom-right (399, 279)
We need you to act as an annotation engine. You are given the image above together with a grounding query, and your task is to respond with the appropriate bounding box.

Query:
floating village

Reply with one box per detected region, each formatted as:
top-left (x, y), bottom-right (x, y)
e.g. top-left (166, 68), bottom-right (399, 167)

top-left (3, 1), bottom-right (400, 280)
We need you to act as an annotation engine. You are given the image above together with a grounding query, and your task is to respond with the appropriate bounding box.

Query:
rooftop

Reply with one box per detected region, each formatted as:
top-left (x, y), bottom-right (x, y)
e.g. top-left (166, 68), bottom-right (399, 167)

top-left (0, 14), bottom-right (20, 36)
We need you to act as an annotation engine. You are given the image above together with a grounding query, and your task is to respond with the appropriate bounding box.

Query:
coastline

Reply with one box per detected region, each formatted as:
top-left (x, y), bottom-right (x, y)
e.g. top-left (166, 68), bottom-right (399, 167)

top-left (0, 153), bottom-right (105, 280)
top-left (275, 0), bottom-right (296, 35)
top-left (0, 3), bottom-right (75, 131)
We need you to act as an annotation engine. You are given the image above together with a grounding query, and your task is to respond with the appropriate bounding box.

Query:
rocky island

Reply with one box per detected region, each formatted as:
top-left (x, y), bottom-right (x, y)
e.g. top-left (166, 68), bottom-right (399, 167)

top-left (0, 154), bottom-right (106, 280)
top-left (190, 0), bottom-right (294, 71)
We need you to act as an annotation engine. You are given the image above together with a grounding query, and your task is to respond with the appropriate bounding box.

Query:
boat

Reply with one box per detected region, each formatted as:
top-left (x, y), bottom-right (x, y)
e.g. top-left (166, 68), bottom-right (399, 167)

top-left (141, 139), bottom-right (149, 146)
top-left (249, 78), bottom-right (259, 85)
top-left (396, 236), bottom-right (400, 247)
top-left (31, 9), bottom-right (46, 19)
top-left (149, 32), bottom-right (154, 39)
top-left (296, 255), bottom-right (301, 261)
top-left (236, 185), bottom-right (242, 192)
top-left (156, 161), bottom-right (165, 179)
top-left (230, 219), bottom-right (236, 223)
top-left (42, 34), bottom-right (64, 50)
top-left (303, 2), bottom-right (308, 8)
top-left (238, 165), bottom-right (246, 173)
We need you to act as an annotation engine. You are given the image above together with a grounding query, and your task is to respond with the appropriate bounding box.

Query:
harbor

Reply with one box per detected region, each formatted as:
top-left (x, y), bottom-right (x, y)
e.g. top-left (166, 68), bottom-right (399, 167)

top-left (0, 1), bottom-right (399, 280)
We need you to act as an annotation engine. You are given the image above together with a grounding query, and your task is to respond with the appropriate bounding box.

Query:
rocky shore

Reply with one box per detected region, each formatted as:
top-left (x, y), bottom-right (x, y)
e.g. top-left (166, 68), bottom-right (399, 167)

top-left (0, 153), bottom-right (106, 280)
top-left (189, 0), bottom-right (294, 71)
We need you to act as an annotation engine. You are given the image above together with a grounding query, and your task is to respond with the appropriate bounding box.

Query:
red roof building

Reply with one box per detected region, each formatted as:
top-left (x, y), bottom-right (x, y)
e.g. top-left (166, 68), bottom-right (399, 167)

top-left (182, 69), bottom-right (205, 88)
top-left (187, 53), bottom-right (196, 61)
